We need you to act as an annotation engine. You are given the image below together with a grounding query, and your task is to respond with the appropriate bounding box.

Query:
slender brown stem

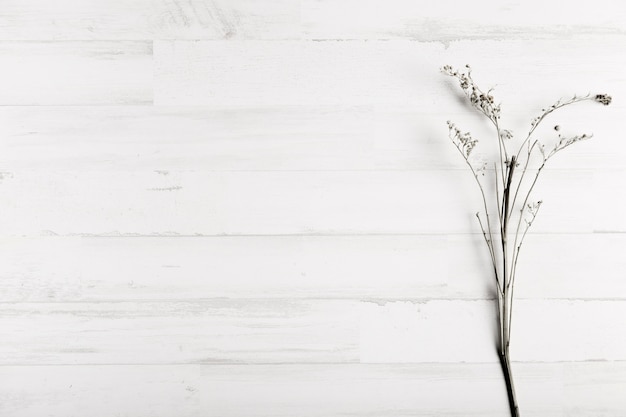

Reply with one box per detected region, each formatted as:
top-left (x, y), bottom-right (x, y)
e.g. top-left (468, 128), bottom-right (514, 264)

top-left (514, 95), bottom-right (593, 161)
top-left (502, 156), bottom-right (516, 287)
top-left (443, 67), bottom-right (610, 417)
top-left (448, 128), bottom-right (500, 288)
top-left (499, 155), bottom-right (519, 416)
top-left (499, 348), bottom-right (520, 417)
top-left (508, 140), bottom-right (539, 220)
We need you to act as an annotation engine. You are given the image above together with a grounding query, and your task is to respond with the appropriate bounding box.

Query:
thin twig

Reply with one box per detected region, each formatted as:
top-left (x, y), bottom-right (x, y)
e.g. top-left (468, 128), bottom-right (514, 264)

top-left (443, 65), bottom-right (611, 417)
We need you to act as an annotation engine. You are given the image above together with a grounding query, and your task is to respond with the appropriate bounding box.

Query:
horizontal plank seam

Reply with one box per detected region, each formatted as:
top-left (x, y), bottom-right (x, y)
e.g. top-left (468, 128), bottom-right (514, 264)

top-left (2, 31), bottom-right (626, 42)
top-left (0, 168), bottom-right (605, 173)
top-left (6, 231), bottom-right (621, 238)
top-left (0, 103), bottom-right (154, 108)
top-left (1, 297), bottom-right (625, 304)
top-left (1, 360), bottom-right (624, 367)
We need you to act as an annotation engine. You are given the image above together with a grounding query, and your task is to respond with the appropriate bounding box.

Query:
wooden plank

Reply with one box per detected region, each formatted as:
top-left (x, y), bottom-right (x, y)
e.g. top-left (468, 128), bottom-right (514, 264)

top-left (564, 362), bottom-right (626, 416)
top-left (0, 42), bottom-right (152, 105)
top-left (302, 0), bottom-right (626, 41)
top-left (0, 299), bottom-right (624, 364)
top-left (1, 0), bottom-right (623, 42)
top-left (594, 169), bottom-right (626, 232)
top-left (0, 169), bottom-right (609, 236)
top-left (0, 235), bottom-right (445, 302)
top-left (0, 0), bottom-right (300, 40)
top-left (359, 299), bottom-right (626, 363)
top-left (1, 362), bottom-right (624, 416)
top-left (153, 39), bottom-right (447, 106)
top-left (1, 235), bottom-right (624, 302)
top-left (0, 299), bottom-right (361, 365)
top-left (0, 105), bottom-right (619, 171)
top-left (154, 38), bottom-right (625, 107)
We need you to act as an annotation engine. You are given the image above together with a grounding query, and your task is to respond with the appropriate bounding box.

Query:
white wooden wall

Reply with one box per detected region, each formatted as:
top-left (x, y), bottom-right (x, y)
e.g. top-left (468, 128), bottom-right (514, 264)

top-left (1, 1), bottom-right (625, 416)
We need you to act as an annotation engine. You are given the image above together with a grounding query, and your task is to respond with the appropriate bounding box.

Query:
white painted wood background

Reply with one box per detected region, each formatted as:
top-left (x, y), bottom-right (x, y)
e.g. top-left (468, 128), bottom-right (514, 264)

top-left (1, 1), bottom-right (625, 416)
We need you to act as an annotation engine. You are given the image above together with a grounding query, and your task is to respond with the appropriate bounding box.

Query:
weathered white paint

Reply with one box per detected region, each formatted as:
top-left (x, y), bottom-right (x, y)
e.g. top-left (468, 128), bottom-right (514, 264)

top-left (0, 42), bottom-right (152, 105)
top-left (0, 300), bottom-right (624, 364)
top-left (1, 363), bottom-right (625, 417)
top-left (360, 299), bottom-right (626, 363)
top-left (0, 235), bottom-right (624, 302)
top-left (0, 169), bottom-right (612, 235)
top-left (0, 0), bottom-right (301, 40)
top-left (0, 106), bottom-right (620, 171)
top-left (154, 39), bottom-right (623, 107)
top-left (1, 0), bottom-right (624, 41)
top-left (302, 0), bottom-right (626, 41)
top-left (2, 0), bottom-right (625, 415)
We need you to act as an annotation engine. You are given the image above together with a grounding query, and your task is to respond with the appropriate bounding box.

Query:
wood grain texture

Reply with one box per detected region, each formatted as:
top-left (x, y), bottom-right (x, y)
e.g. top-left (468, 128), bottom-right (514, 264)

top-left (2, 0), bottom-right (625, 414)
top-left (1, 362), bottom-right (625, 416)
top-left (0, 42), bottom-right (152, 105)
top-left (302, 0), bottom-right (626, 41)
top-left (1, 235), bottom-right (624, 302)
top-left (0, 0), bottom-right (300, 40)
top-left (2, 0), bottom-right (625, 42)
top-left (154, 39), bottom-right (440, 105)
top-left (154, 38), bottom-right (624, 107)
top-left (0, 168), bottom-right (613, 236)
top-left (1, 299), bottom-right (624, 364)
top-left (0, 105), bottom-right (621, 171)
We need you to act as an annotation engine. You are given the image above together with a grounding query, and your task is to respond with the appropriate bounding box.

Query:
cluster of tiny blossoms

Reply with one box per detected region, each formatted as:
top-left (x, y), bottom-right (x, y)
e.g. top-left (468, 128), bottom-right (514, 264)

top-left (595, 94), bottom-right (612, 106)
top-left (442, 64), bottom-right (502, 123)
top-left (553, 133), bottom-right (590, 154)
top-left (444, 65), bottom-right (613, 168)
top-left (447, 121), bottom-right (478, 157)
top-left (524, 200), bottom-right (543, 226)
top-left (531, 93), bottom-right (612, 131)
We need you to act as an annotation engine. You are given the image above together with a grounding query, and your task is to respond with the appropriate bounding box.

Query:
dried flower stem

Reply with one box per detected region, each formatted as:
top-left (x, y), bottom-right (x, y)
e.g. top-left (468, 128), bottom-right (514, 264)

top-left (442, 65), bottom-right (611, 417)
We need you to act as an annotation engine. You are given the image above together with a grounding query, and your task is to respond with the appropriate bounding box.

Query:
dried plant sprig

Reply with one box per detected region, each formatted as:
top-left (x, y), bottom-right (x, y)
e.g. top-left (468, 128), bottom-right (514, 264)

top-left (442, 65), bottom-right (611, 417)
top-left (443, 64), bottom-right (510, 182)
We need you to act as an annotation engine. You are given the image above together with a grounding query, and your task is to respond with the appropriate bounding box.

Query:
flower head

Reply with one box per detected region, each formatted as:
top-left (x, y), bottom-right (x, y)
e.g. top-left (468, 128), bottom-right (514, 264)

top-left (594, 94), bottom-right (612, 106)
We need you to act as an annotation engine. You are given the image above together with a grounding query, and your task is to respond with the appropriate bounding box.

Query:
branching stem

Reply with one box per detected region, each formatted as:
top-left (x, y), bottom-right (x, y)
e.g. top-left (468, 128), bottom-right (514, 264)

top-left (443, 65), bottom-right (610, 417)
